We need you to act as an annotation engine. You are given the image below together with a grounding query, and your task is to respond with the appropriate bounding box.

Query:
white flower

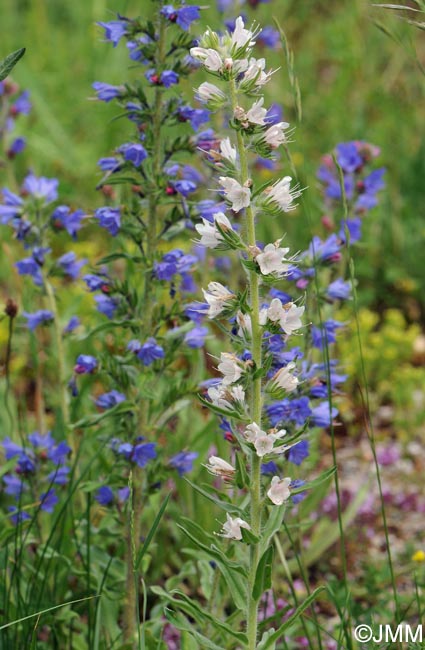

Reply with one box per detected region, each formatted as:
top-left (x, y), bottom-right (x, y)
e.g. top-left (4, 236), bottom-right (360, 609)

top-left (220, 513), bottom-right (251, 540)
top-left (207, 383), bottom-right (245, 410)
top-left (218, 352), bottom-right (243, 385)
top-left (243, 57), bottom-right (272, 86)
top-left (202, 281), bottom-right (234, 318)
top-left (190, 47), bottom-right (223, 72)
top-left (244, 422), bottom-right (287, 457)
top-left (195, 212), bottom-right (233, 248)
top-left (267, 476), bottom-right (292, 505)
top-left (264, 176), bottom-right (300, 212)
top-left (219, 176), bottom-right (251, 212)
top-left (236, 310), bottom-right (252, 337)
top-left (279, 303), bottom-right (305, 335)
top-left (264, 122), bottom-right (290, 148)
top-left (231, 17), bottom-right (255, 50)
top-left (220, 138), bottom-right (237, 165)
top-left (271, 362), bottom-right (298, 393)
top-left (255, 242), bottom-right (291, 276)
top-left (205, 456), bottom-right (236, 480)
top-left (267, 298), bottom-right (284, 322)
top-left (246, 97), bottom-right (267, 125)
top-left (196, 82), bottom-right (226, 104)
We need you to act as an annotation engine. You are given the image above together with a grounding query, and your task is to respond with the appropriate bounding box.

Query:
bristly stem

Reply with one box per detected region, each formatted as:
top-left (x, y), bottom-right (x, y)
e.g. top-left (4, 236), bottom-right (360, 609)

top-left (123, 8), bottom-right (167, 648)
top-left (229, 78), bottom-right (263, 650)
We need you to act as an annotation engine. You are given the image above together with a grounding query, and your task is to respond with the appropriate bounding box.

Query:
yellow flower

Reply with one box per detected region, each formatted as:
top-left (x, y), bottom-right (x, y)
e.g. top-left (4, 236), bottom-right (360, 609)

top-left (412, 550), bottom-right (425, 563)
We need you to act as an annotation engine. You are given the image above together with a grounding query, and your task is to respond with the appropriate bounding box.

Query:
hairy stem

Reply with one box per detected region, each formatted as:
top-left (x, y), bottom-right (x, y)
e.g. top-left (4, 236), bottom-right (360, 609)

top-left (229, 79), bottom-right (263, 650)
top-left (123, 11), bottom-right (167, 649)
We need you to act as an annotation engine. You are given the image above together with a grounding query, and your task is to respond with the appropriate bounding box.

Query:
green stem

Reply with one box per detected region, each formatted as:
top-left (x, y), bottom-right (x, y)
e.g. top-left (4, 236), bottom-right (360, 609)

top-left (45, 279), bottom-right (71, 436)
top-left (123, 11), bottom-right (167, 649)
top-left (229, 79), bottom-right (262, 650)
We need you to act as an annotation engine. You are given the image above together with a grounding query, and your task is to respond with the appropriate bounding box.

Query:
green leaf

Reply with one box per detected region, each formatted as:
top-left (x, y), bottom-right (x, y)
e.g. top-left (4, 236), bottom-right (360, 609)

top-left (163, 610), bottom-right (225, 650)
top-left (258, 587), bottom-right (326, 649)
top-left (135, 492), bottom-right (170, 570)
top-left (235, 451), bottom-right (249, 489)
top-left (0, 595), bottom-right (98, 630)
top-left (240, 527), bottom-right (261, 545)
top-left (292, 466), bottom-right (336, 496)
top-left (183, 478), bottom-right (244, 516)
top-left (0, 48), bottom-right (26, 82)
top-left (197, 394), bottom-right (245, 421)
top-left (252, 546), bottom-right (274, 600)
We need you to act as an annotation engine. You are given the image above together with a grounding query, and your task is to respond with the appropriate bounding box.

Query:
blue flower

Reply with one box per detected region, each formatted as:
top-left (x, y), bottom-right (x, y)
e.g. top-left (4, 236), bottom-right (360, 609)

top-left (288, 440), bottom-right (309, 466)
top-left (267, 397), bottom-right (312, 428)
top-left (161, 5), bottom-right (200, 30)
top-left (172, 179), bottom-right (197, 197)
top-left (22, 174), bottom-right (58, 203)
top-left (169, 451), bottom-right (198, 476)
top-left (74, 355), bottom-right (98, 374)
top-left (336, 142), bottom-right (363, 173)
top-left (8, 506), bottom-right (30, 525)
top-left (83, 273), bottom-right (110, 292)
top-left (261, 461), bottom-right (278, 476)
top-left (58, 251), bottom-right (86, 279)
top-left (118, 143), bottom-right (148, 167)
top-left (258, 27), bottom-right (280, 49)
top-left (8, 137), bottom-right (26, 157)
top-left (23, 310), bottom-right (54, 331)
top-left (178, 105), bottom-right (210, 131)
top-left (0, 187), bottom-right (23, 223)
top-left (15, 254), bottom-right (44, 286)
top-left (3, 475), bottom-right (25, 498)
top-left (95, 485), bottom-right (114, 506)
top-left (11, 91), bottom-right (31, 115)
top-left (92, 81), bottom-right (123, 102)
top-left (161, 70), bottom-right (179, 87)
top-left (184, 301), bottom-right (206, 324)
top-left (291, 479), bottom-right (307, 504)
top-left (339, 217), bottom-right (362, 244)
top-left (327, 279), bottom-right (351, 301)
top-left (154, 249), bottom-right (196, 281)
top-left (132, 442), bottom-right (157, 468)
top-left (184, 325), bottom-right (208, 349)
top-left (311, 320), bottom-right (343, 349)
top-left (40, 488), bottom-right (59, 513)
top-left (97, 18), bottom-right (129, 46)
top-left (311, 402), bottom-right (338, 427)
top-left (137, 338), bottom-right (165, 366)
top-left (64, 316), bottom-right (80, 334)
top-left (98, 157), bottom-right (121, 172)
top-left (48, 441), bottom-right (71, 464)
top-left (95, 294), bottom-right (119, 319)
top-left (95, 390), bottom-right (126, 409)
top-left (51, 206), bottom-right (85, 239)
top-left (196, 200), bottom-right (226, 222)
top-left (95, 207), bottom-right (121, 236)
top-left (117, 486), bottom-right (130, 503)
top-left (48, 466), bottom-right (70, 485)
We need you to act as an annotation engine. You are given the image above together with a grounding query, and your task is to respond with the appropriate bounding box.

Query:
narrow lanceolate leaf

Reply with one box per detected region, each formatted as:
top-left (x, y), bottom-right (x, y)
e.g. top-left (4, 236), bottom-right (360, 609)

top-left (184, 478), bottom-right (245, 516)
top-left (164, 610), bottom-right (227, 650)
top-left (0, 48), bottom-right (26, 82)
top-left (135, 492), bottom-right (171, 569)
top-left (257, 587), bottom-right (326, 649)
top-left (252, 546), bottom-right (274, 600)
top-left (0, 595), bottom-right (98, 630)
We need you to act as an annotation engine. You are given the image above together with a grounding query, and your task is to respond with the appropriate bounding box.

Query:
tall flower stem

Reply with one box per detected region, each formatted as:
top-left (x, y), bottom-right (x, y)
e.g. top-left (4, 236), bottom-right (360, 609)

top-left (229, 78), bottom-right (263, 650)
top-left (123, 10), bottom-right (167, 648)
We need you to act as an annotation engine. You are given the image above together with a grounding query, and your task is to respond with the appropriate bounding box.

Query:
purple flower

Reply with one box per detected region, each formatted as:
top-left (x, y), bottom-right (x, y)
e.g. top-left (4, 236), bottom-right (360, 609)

top-left (336, 142), bottom-right (363, 173)
top-left (137, 338), bottom-right (165, 366)
top-left (307, 234), bottom-right (341, 263)
top-left (52, 206), bottom-right (85, 239)
top-left (258, 26), bottom-right (280, 49)
top-left (3, 474), bottom-right (25, 498)
top-left (310, 402), bottom-right (338, 427)
top-left (0, 187), bottom-right (23, 223)
top-left (184, 302), bottom-right (206, 324)
top-left (8, 137), bottom-right (26, 156)
top-left (261, 461), bottom-right (278, 475)
top-left (64, 316), bottom-right (80, 334)
top-left (339, 217), bottom-right (362, 244)
top-left (74, 355), bottom-right (98, 374)
top-left (327, 279), bottom-right (351, 301)
top-left (311, 320), bottom-right (343, 349)
top-left (40, 488), bottom-right (59, 513)
top-left (83, 273), bottom-right (110, 292)
top-left (93, 81), bottom-right (123, 102)
top-left (15, 255), bottom-right (43, 286)
top-left (48, 466), bottom-right (70, 485)
top-left (169, 451), bottom-right (198, 476)
top-left (58, 251), bottom-right (86, 279)
top-left (291, 479), bottom-right (307, 504)
top-left (11, 91), bottom-right (31, 116)
top-left (23, 310), bottom-right (54, 331)
top-left (154, 249), bottom-right (196, 281)
top-left (161, 5), bottom-right (200, 30)
top-left (8, 506), bottom-right (30, 525)
top-left (178, 105), bottom-right (210, 131)
top-left (95, 294), bottom-right (118, 319)
top-left (132, 442), bottom-right (157, 468)
top-left (267, 397), bottom-right (312, 428)
top-left (97, 19), bottom-right (129, 46)
top-left (118, 143), bottom-right (148, 167)
top-left (288, 440), bottom-right (309, 466)
top-left (117, 486), bottom-right (130, 503)
top-left (95, 390), bottom-right (126, 409)
top-left (96, 485), bottom-right (114, 506)
top-left (145, 69), bottom-right (179, 87)
top-left (22, 174), bottom-right (58, 203)
top-left (98, 157), bottom-right (121, 172)
top-left (48, 441), bottom-right (71, 464)
top-left (95, 207), bottom-right (121, 236)
top-left (184, 325), bottom-right (208, 349)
